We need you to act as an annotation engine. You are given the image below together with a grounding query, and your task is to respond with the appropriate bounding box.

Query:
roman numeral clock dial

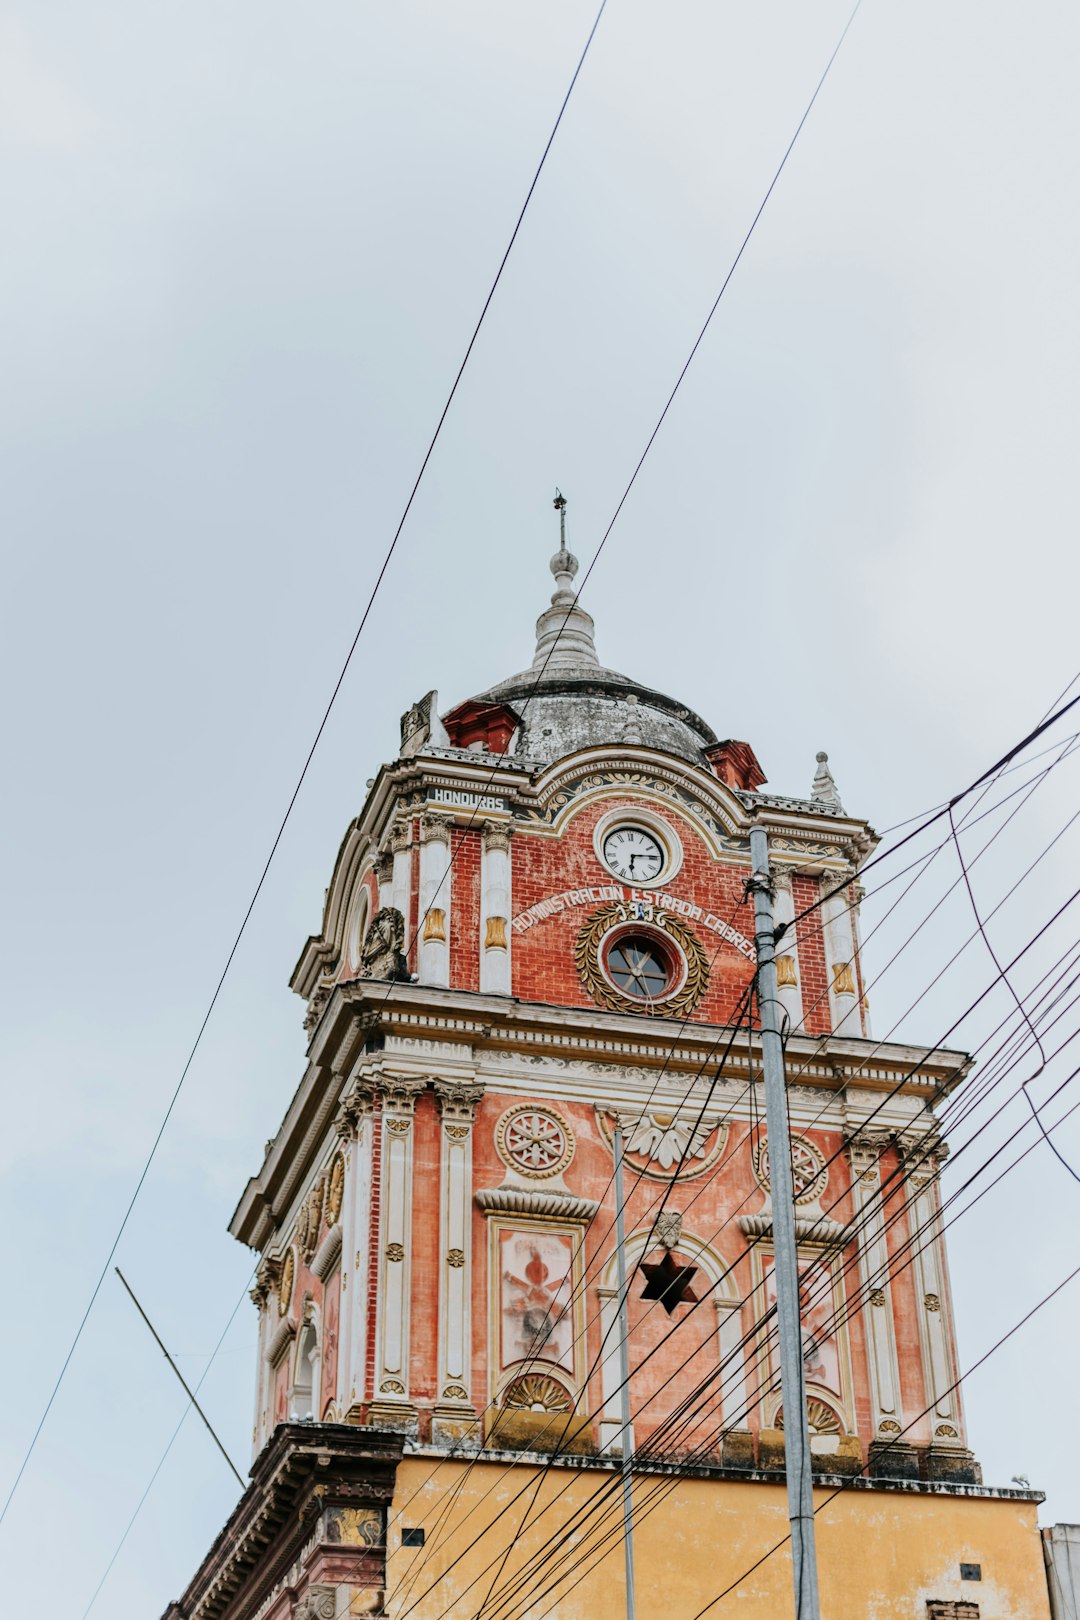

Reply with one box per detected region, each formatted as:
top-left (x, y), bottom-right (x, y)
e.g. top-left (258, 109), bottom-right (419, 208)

top-left (601, 826), bottom-right (664, 882)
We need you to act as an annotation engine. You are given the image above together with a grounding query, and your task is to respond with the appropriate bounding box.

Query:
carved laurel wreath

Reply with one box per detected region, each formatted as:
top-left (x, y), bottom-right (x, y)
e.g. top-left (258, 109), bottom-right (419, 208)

top-left (574, 902), bottom-right (710, 1019)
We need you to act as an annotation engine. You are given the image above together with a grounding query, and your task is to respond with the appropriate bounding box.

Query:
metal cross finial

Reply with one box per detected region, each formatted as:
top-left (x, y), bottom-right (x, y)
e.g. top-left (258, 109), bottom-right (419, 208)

top-left (553, 488), bottom-right (567, 548)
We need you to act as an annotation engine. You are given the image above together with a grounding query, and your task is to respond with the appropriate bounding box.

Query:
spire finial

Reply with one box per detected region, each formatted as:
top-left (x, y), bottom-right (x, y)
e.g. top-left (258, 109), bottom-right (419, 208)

top-left (531, 488), bottom-right (598, 672)
top-left (810, 750), bottom-right (845, 812)
top-left (554, 487), bottom-right (567, 550)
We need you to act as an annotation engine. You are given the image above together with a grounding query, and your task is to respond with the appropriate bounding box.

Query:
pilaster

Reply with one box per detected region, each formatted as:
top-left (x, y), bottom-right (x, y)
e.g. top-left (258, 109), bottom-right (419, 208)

top-left (820, 870), bottom-right (859, 1035)
top-left (369, 1077), bottom-right (428, 1429)
top-left (417, 815), bottom-right (453, 987)
top-left (388, 820), bottom-right (411, 930)
top-left (334, 1079), bottom-right (376, 1417)
top-left (846, 1134), bottom-right (904, 1457)
top-left (479, 821), bottom-right (513, 995)
top-left (433, 1079), bottom-right (485, 1446)
top-left (771, 870), bottom-right (804, 1033)
top-left (905, 1149), bottom-right (970, 1462)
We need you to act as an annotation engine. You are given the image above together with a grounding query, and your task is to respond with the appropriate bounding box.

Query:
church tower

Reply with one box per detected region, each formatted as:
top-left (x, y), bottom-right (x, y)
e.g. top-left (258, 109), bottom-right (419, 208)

top-left (164, 508), bottom-right (1050, 1620)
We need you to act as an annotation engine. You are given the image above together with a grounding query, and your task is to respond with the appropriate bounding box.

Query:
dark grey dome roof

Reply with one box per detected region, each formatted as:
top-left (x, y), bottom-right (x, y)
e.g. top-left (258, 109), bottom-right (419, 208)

top-left (469, 534), bottom-right (717, 768)
top-left (478, 664), bottom-right (717, 767)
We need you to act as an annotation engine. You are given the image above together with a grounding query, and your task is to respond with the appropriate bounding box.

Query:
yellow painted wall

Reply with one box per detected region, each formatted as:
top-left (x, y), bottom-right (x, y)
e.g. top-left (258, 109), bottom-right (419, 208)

top-left (384, 1457), bottom-right (1049, 1619)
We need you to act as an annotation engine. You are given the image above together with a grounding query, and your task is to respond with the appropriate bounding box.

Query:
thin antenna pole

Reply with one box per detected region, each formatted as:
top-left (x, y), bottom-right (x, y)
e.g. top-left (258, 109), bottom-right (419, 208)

top-left (612, 1118), bottom-right (637, 1620)
top-left (115, 1268), bottom-right (246, 1489)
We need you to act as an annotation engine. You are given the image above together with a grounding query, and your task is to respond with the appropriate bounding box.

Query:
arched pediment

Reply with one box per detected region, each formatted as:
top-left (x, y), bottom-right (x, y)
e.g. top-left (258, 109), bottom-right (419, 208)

top-left (519, 744), bottom-right (752, 858)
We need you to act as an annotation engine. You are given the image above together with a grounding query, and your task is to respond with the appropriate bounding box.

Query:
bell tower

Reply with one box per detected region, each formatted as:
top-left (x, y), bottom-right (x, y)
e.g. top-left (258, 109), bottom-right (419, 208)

top-left (164, 505), bottom-right (1050, 1620)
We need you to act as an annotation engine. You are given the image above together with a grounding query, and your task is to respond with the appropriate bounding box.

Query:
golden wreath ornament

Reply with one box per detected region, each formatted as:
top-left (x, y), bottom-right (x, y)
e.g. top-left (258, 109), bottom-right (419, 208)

top-left (574, 900), bottom-right (710, 1018)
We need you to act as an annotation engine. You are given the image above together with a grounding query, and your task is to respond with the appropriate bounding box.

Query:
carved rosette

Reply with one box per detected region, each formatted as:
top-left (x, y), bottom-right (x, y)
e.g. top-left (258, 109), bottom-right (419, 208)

top-left (753, 1134), bottom-right (828, 1205)
top-left (494, 1103), bottom-right (574, 1179)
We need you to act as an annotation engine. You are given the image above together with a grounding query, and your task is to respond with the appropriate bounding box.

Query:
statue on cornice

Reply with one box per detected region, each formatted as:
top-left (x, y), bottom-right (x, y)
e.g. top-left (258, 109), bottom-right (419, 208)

top-left (360, 907), bottom-right (409, 982)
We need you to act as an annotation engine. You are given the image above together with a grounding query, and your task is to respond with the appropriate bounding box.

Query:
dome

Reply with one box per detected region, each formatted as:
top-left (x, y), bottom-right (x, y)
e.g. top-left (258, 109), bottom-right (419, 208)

top-left (467, 502), bottom-right (718, 768)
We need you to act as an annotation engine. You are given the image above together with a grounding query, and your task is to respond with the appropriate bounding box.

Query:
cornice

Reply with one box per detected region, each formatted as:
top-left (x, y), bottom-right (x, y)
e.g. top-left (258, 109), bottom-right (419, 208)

top-left (161, 1423), bottom-right (404, 1620)
top-left (233, 981), bottom-right (970, 1253)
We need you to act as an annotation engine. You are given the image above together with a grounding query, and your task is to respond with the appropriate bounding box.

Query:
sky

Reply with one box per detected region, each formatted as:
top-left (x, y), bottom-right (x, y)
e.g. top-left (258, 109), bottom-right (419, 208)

top-left (1, 1), bottom-right (1079, 1614)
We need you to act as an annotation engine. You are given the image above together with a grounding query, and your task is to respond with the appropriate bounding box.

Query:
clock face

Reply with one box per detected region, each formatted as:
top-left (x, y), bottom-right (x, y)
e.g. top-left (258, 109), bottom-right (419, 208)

top-left (602, 826), bottom-right (664, 882)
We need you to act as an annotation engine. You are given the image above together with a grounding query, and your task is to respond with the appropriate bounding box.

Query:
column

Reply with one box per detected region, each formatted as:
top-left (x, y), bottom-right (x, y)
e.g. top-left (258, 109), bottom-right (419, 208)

top-left (417, 814), bottom-right (452, 987)
top-left (820, 869), bottom-right (859, 1035)
top-left (847, 1135), bottom-right (907, 1468)
top-left (334, 1079), bottom-right (376, 1421)
top-left (369, 1076), bottom-right (427, 1428)
top-left (479, 821), bottom-right (513, 995)
top-left (433, 1079), bottom-right (485, 1446)
top-left (771, 869), bottom-right (804, 1033)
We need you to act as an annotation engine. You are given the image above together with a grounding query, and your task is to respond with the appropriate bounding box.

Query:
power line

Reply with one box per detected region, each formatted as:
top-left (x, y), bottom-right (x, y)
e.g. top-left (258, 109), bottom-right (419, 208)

top-left (0, 3), bottom-right (610, 1535)
top-left (80, 1269), bottom-right (255, 1619)
top-left (690, 1257), bottom-right (1080, 1616)
top-left (407, 884), bottom-right (1080, 1617)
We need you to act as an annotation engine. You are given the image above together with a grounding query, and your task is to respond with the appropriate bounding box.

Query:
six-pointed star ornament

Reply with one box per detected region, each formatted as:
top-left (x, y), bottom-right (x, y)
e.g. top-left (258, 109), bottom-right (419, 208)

top-left (639, 1251), bottom-right (699, 1315)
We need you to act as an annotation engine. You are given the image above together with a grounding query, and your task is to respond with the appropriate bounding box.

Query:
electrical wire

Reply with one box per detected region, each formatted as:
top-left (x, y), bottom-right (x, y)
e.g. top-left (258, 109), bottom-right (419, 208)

top-left (0, 3), bottom-right (611, 1537)
top-left (407, 884), bottom-right (1080, 1617)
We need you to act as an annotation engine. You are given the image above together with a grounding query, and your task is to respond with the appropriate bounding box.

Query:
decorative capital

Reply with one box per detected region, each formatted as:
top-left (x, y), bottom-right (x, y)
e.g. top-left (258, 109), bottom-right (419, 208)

top-left (380, 1076), bottom-right (428, 1114)
top-left (292, 1586), bottom-right (336, 1620)
top-left (375, 850), bottom-right (394, 884)
top-left (434, 1079), bottom-right (485, 1126)
top-left (420, 811), bottom-right (454, 844)
top-left (389, 819), bottom-right (411, 854)
top-left (845, 1131), bottom-right (890, 1178)
top-left (820, 867), bottom-right (853, 898)
top-left (335, 1080), bottom-right (378, 1139)
top-left (771, 868), bottom-right (793, 895)
top-left (481, 820), bottom-right (514, 853)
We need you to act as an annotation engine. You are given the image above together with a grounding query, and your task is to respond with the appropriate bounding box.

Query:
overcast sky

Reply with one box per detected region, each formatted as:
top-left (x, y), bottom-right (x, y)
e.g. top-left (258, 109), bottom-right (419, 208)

top-left (2, 2), bottom-right (1079, 1614)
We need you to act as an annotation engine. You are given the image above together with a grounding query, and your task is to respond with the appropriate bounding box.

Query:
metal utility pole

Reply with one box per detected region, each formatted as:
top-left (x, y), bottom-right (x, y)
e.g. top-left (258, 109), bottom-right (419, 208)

top-left (747, 826), bottom-right (821, 1620)
top-left (612, 1118), bottom-right (637, 1620)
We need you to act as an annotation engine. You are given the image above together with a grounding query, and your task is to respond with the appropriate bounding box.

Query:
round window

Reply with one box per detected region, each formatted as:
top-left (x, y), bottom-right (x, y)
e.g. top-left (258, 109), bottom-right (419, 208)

top-left (604, 934), bottom-right (674, 1000)
top-left (599, 926), bottom-right (686, 1005)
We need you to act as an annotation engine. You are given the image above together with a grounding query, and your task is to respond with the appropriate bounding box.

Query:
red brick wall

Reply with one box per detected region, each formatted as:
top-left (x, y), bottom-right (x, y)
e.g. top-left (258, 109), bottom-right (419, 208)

top-left (507, 797), bottom-right (758, 1025)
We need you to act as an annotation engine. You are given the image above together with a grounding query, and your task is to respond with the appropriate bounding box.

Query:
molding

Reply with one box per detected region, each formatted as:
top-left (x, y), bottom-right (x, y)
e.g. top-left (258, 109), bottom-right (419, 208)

top-left (737, 1212), bottom-right (848, 1247)
top-left (265, 1316), bottom-right (297, 1367)
top-left (475, 1186), bottom-right (600, 1221)
top-left (311, 1223), bottom-right (343, 1282)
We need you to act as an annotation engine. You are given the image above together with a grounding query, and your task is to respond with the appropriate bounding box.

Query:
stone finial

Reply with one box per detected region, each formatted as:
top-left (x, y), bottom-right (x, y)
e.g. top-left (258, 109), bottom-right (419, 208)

top-left (811, 750), bottom-right (845, 812)
top-left (531, 491), bottom-right (599, 672)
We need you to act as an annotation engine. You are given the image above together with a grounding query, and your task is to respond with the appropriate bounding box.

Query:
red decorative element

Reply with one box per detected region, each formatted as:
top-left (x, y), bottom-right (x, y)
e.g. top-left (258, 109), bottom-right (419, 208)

top-left (706, 739), bottom-right (766, 791)
top-left (443, 699), bottom-right (521, 755)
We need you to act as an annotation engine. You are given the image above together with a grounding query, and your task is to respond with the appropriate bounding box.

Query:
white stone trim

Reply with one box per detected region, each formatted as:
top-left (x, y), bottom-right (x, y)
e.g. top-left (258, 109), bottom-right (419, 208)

top-left (820, 873), bottom-right (860, 1036)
